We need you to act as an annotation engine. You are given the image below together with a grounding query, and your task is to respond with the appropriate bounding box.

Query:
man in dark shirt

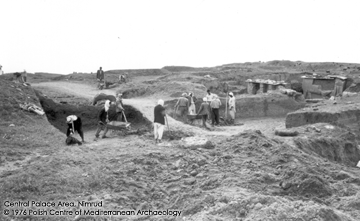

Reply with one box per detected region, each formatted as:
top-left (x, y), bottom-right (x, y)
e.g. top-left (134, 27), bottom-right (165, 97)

top-left (196, 97), bottom-right (211, 130)
top-left (174, 93), bottom-right (189, 121)
top-left (154, 99), bottom-right (166, 144)
top-left (96, 67), bottom-right (105, 89)
top-left (94, 100), bottom-right (113, 141)
top-left (66, 115), bottom-right (85, 142)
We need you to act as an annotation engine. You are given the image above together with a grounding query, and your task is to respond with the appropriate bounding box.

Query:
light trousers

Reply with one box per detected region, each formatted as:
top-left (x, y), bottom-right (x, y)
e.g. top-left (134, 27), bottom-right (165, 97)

top-left (154, 122), bottom-right (164, 140)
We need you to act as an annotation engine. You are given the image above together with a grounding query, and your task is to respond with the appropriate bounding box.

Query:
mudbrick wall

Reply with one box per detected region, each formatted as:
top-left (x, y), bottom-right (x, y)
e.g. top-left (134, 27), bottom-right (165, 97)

top-left (286, 104), bottom-right (360, 135)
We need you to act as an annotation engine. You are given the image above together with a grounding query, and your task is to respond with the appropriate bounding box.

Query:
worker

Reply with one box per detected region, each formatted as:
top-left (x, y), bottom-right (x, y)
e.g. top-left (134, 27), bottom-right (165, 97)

top-left (115, 93), bottom-right (125, 121)
top-left (228, 92), bottom-right (236, 124)
top-left (66, 115), bottom-right (85, 142)
top-left (94, 100), bottom-right (113, 140)
top-left (196, 97), bottom-right (211, 130)
top-left (154, 99), bottom-right (166, 144)
top-left (174, 93), bottom-right (189, 121)
top-left (210, 95), bottom-right (221, 126)
top-left (206, 89), bottom-right (215, 104)
top-left (188, 92), bottom-right (197, 114)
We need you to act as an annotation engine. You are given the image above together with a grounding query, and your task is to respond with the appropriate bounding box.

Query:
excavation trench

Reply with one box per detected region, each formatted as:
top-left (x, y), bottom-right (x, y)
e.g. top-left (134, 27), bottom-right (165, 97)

top-left (35, 91), bottom-right (152, 134)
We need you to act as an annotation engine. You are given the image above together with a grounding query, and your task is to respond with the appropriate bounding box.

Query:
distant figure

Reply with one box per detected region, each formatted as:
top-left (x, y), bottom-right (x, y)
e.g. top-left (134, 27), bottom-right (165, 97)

top-left (210, 95), bottom-right (221, 126)
top-left (188, 92), bottom-right (197, 114)
top-left (96, 67), bottom-right (105, 89)
top-left (0, 65), bottom-right (4, 75)
top-left (96, 67), bottom-right (104, 80)
top-left (174, 93), bottom-right (189, 120)
top-left (94, 100), bottom-right (113, 140)
top-left (196, 97), bottom-right (211, 130)
top-left (66, 115), bottom-right (85, 142)
top-left (115, 93), bottom-right (125, 121)
top-left (154, 99), bottom-right (166, 144)
top-left (119, 74), bottom-right (126, 83)
top-left (228, 92), bottom-right (236, 124)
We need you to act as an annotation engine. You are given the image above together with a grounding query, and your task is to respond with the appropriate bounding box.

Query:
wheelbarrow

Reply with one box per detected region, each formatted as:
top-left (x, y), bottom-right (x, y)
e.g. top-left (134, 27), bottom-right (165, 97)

top-left (187, 114), bottom-right (202, 125)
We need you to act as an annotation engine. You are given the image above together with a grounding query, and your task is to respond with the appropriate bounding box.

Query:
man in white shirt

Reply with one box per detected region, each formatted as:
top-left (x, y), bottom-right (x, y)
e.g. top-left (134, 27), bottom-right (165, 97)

top-left (0, 65), bottom-right (4, 75)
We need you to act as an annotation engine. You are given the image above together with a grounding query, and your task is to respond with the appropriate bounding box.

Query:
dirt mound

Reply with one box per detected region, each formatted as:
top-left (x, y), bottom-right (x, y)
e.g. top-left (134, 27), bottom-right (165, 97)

top-left (294, 124), bottom-right (360, 167)
top-left (345, 82), bottom-right (360, 92)
top-left (122, 87), bottom-right (152, 98)
top-left (0, 79), bottom-right (63, 172)
top-left (92, 93), bottom-right (116, 105)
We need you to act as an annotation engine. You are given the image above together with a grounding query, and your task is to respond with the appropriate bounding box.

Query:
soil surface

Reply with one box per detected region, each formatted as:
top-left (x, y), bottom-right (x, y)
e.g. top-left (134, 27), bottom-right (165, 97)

top-left (1, 76), bottom-right (360, 221)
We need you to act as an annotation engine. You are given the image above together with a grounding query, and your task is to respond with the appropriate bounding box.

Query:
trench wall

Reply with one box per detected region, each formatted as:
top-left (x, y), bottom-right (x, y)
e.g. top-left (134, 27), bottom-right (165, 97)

top-left (286, 105), bottom-right (360, 135)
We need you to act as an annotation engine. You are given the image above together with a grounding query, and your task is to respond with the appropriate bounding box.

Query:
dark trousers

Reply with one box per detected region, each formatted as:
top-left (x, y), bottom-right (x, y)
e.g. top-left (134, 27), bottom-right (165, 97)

top-left (201, 115), bottom-right (209, 128)
top-left (95, 122), bottom-right (108, 138)
top-left (116, 112), bottom-right (125, 122)
top-left (67, 119), bottom-right (84, 141)
top-left (211, 108), bottom-right (219, 125)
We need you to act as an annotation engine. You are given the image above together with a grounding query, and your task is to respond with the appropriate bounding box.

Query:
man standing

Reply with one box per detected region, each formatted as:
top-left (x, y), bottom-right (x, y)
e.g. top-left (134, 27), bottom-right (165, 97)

top-left (206, 89), bottom-right (215, 104)
top-left (66, 115), bottom-right (85, 142)
top-left (210, 95), bottom-right (221, 126)
top-left (94, 100), bottom-right (113, 140)
top-left (154, 99), bottom-right (166, 144)
top-left (96, 67), bottom-right (105, 89)
top-left (115, 93), bottom-right (125, 121)
top-left (196, 97), bottom-right (211, 130)
top-left (187, 92), bottom-right (197, 114)
top-left (228, 92), bottom-right (236, 124)
top-left (174, 93), bottom-right (189, 120)
top-left (0, 65), bottom-right (4, 75)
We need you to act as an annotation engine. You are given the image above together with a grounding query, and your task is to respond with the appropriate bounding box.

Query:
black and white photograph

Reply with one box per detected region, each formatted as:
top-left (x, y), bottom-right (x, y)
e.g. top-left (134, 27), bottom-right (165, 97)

top-left (1, 0), bottom-right (360, 220)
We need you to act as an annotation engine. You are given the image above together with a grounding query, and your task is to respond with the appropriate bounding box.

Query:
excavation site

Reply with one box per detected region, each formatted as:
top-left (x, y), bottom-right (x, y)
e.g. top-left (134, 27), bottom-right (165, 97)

top-left (1, 61), bottom-right (360, 221)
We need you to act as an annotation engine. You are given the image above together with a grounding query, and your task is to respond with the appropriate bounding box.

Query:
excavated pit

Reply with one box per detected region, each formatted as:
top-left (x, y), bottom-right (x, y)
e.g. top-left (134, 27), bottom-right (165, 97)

top-left (35, 91), bottom-right (152, 133)
top-left (293, 123), bottom-right (360, 167)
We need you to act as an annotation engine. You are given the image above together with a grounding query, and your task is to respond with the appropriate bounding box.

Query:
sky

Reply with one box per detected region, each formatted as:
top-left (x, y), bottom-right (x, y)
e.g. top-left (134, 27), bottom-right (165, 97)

top-left (1, 0), bottom-right (360, 74)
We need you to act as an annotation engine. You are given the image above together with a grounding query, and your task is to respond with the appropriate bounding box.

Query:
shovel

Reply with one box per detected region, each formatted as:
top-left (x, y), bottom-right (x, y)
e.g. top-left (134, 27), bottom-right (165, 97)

top-left (165, 115), bottom-right (176, 140)
top-left (122, 111), bottom-right (131, 127)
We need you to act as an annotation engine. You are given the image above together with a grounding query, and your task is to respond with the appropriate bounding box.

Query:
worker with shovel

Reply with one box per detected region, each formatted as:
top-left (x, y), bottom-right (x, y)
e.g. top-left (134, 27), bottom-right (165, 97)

top-left (154, 99), bottom-right (166, 144)
top-left (66, 115), bottom-right (85, 143)
top-left (94, 100), bottom-right (113, 141)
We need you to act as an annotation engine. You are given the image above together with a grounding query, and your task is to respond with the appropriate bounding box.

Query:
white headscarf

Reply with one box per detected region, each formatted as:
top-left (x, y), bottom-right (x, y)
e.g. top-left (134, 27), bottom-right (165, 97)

top-left (203, 97), bottom-right (207, 102)
top-left (158, 99), bottom-right (164, 106)
top-left (66, 115), bottom-right (77, 123)
top-left (105, 100), bottom-right (110, 112)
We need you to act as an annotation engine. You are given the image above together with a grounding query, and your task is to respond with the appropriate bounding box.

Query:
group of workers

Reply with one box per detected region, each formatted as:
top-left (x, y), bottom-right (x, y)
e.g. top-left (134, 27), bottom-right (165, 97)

top-left (66, 71), bottom-right (237, 145)
top-left (65, 92), bottom-right (125, 145)
top-left (174, 89), bottom-right (236, 129)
